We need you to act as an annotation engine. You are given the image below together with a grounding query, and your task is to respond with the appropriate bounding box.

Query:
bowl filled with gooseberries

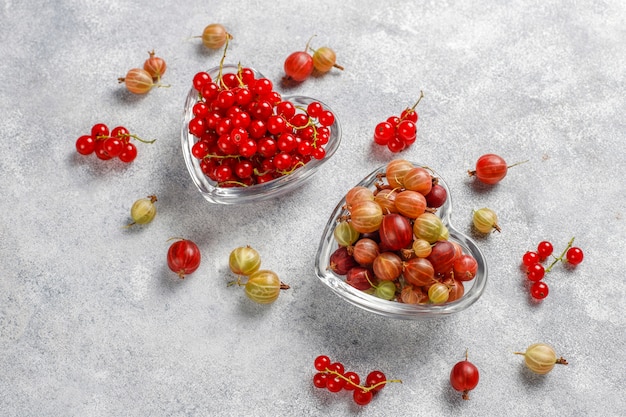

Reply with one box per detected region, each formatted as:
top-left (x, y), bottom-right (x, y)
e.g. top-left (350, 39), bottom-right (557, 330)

top-left (181, 64), bottom-right (342, 204)
top-left (315, 159), bottom-right (488, 319)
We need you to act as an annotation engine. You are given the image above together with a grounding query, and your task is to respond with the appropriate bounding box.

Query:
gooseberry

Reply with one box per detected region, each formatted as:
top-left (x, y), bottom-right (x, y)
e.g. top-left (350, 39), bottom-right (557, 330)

top-left (379, 213), bottom-right (413, 251)
top-left (118, 68), bottom-right (157, 94)
top-left (329, 246), bottom-right (358, 275)
top-left (143, 50), bottom-right (167, 81)
top-left (472, 207), bottom-right (501, 233)
top-left (450, 350), bottom-right (480, 400)
top-left (311, 46), bottom-right (344, 73)
top-left (229, 246), bottom-right (262, 276)
top-left (333, 221), bottom-right (360, 247)
top-left (349, 200), bottom-right (383, 233)
top-left (128, 195), bottom-right (157, 227)
top-left (514, 343), bottom-right (568, 374)
top-left (428, 282), bottom-right (449, 304)
top-left (413, 212), bottom-right (443, 244)
top-left (352, 238), bottom-right (379, 266)
top-left (201, 23), bottom-right (232, 49)
top-left (244, 269), bottom-right (283, 304)
top-left (402, 166), bottom-right (432, 195)
top-left (468, 153), bottom-right (528, 185)
top-left (167, 238), bottom-right (201, 279)
top-left (372, 252), bottom-right (403, 281)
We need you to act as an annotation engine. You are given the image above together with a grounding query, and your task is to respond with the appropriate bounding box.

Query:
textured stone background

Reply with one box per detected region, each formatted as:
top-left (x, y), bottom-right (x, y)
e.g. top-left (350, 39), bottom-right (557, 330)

top-left (1, 1), bottom-right (625, 416)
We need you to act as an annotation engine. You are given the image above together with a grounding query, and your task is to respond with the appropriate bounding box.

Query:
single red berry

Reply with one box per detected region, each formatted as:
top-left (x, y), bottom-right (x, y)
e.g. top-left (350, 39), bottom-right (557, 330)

top-left (118, 142), bottom-right (137, 163)
top-left (374, 121), bottom-right (394, 145)
top-left (91, 123), bottom-right (109, 140)
top-left (527, 263), bottom-right (545, 282)
top-left (76, 135), bottom-right (95, 155)
top-left (530, 281), bottom-right (549, 299)
top-left (327, 362), bottom-right (345, 375)
top-left (312, 372), bottom-right (328, 388)
top-left (326, 375), bottom-right (344, 393)
top-left (365, 370), bottom-right (386, 392)
top-left (353, 388), bottom-right (373, 406)
top-left (522, 251), bottom-right (540, 268)
top-left (314, 355), bottom-right (331, 371)
top-left (537, 241), bottom-right (554, 259)
top-left (342, 371), bottom-right (360, 390)
top-left (566, 247), bottom-right (584, 265)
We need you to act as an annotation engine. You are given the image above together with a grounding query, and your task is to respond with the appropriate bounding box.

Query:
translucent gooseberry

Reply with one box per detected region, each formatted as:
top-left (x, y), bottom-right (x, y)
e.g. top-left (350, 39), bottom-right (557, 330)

top-left (373, 188), bottom-right (399, 214)
top-left (118, 68), bottom-right (156, 94)
top-left (453, 254), bottom-right (478, 281)
top-left (372, 252), bottom-right (403, 281)
top-left (229, 246), bottom-right (262, 276)
top-left (514, 343), bottom-right (568, 375)
top-left (201, 23), bottom-right (232, 49)
top-left (333, 221), bottom-right (360, 247)
top-left (128, 195), bottom-right (157, 227)
top-left (402, 257), bottom-right (435, 286)
top-left (402, 166), bottom-right (432, 195)
top-left (472, 207), bottom-right (501, 233)
top-left (379, 213), bottom-right (413, 251)
top-left (143, 50), bottom-right (167, 81)
top-left (428, 282), bottom-right (450, 304)
top-left (345, 186), bottom-right (374, 207)
top-left (385, 159), bottom-right (414, 188)
top-left (346, 267), bottom-right (374, 291)
top-left (352, 238), bottom-right (380, 266)
top-left (244, 269), bottom-right (286, 304)
top-left (167, 238), bottom-right (201, 279)
top-left (425, 184), bottom-right (448, 208)
top-left (427, 240), bottom-right (458, 274)
top-left (329, 246), bottom-right (358, 275)
top-left (311, 46), bottom-right (344, 73)
top-left (468, 153), bottom-right (528, 185)
top-left (394, 190), bottom-right (426, 219)
top-left (413, 212), bottom-right (443, 244)
top-left (450, 350), bottom-right (480, 400)
top-left (374, 280), bottom-right (397, 300)
top-left (349, 200), bottom-right (383, 233)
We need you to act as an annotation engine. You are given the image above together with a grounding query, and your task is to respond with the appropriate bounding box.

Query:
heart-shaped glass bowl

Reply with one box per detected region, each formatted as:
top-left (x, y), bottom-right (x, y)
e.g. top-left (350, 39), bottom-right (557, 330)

top-left (181, 64), bottom-right (342, 204)
top-left (315, 163), bottom-right (488, 319)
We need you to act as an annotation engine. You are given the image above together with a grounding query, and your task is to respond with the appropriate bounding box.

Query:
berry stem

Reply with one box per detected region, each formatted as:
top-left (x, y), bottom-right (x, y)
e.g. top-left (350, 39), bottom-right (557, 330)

top-left (545, 237), bottom-right (575, 273)
top-left (410, 90), bottom-right (425, 111)
top-left (216, 34), bottom-right (231, 88)
top-left (322, 368), bottom-right (401, 392)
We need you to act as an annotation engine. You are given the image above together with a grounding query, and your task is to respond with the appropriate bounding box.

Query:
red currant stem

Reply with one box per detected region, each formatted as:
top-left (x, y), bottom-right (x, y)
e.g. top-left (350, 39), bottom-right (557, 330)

top-left (409, 90), bottom-right (425, 111)
top-left (219, 180), bottom-right (249, 187)
top-left (545, 237), bottom-right (575, 273)
top-left (203, 153), bottom-right (240, 161)
top-left (216, 35), bottom-right (231, 88)
top-left (119, 133), bottom-right (156, 144)
top-left (322, 368), bottom-right (401, 392)
top-left (277, 161), bottom-right (305, 176)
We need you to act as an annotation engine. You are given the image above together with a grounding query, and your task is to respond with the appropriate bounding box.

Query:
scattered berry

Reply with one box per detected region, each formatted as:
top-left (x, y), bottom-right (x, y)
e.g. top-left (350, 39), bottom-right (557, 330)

top-left (467, 154), bottom-right (528, 185)
top-left (167, 238), bottom-right (201, 279)
top-left (310, 46), bottom-right (344, 73)
top-left (472, 207), bottom-right (501, 233)
top-left (143, 50), bottom-right (167, 81)
top-left (373, 91), bottom-right (423, 153)
top-left (311, 355), bottom-right (401, 406)
top-left (449, 350), bottom-right (480, 400)
top-left (200, 23), bottom-right (232, 49)
top-left (514, 343), bottom-right (568, 375)
top-left (227, 246), bottom-right (289, 303)
top-left (283, 36), bottom-right (315, 82)
top-left (118, 68), bottom-right (168, 94)
top-left (127, 195), bottom-right (157, 227)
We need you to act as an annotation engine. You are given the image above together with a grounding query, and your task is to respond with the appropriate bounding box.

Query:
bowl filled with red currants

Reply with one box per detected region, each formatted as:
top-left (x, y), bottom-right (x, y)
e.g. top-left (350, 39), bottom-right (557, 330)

top-left (315, 159), bottom-right (488, 319)
top-left (181, 64), bottom-right (342, 204)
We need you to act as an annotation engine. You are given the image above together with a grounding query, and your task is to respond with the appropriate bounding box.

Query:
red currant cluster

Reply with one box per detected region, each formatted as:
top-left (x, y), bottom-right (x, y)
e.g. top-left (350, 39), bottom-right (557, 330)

top-left (189, 66), bottom-right (336, 186)
top-left (75, 123), bottom-right (154, 163)
top-left (522, 237), bottom-right (584, 300)
top-left (373, 91), bottom-right (423, 153)
top-left (312, 355), bottom-right (400, 406)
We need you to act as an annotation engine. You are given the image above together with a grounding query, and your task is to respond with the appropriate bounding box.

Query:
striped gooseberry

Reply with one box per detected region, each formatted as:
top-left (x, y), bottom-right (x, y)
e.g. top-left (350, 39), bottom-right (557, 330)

top-left (244, 269), bottom-right (283, 304)
top-left (472, 207), bottom-right (501, 233)
top-left (167, 238), bottom-right (201, 279)
top-left (514, 343), bottom-right (568, 375)
top-left (403, 257), bottom-right (435, 286)
top-left (425, 184), bottom-right (447, 208)
top-left (427, 240), bottom-right (458, 275)
top-left (345, 186), bottom-right (374, 208)
top-left (229, 246), bottom-right (262, 276)
top-left (311, 46), bottom-right (344, 73)
top-left (329, 246), bottom-right (358, 275)
top-left (443, 276), bottom-right (465, 302)
top-left (372, 252), bottom-right (403, 281)
top-left (402, 166), bottom-right (433, 195)
top-left (379, 213), bottom-right (413, 251)
top-left (385, 159), bottom-right (413, 188)
top-left (394, 190), bottom-right (426, 219)
top-left (346, 267), bottom-right (374, 291)
top-left (412, 238), bottom-right (432, 258)
top-left (453, 254), bottom-right (478, 281)
top-left (118, 68), bottom-right (156, 94)
top-left (374, 188), bottom-right (399, 214)
top-left (468, 153), bottom-right (528, 185)
top-left (128, 195), bottom-right (157, 227)
top-left (413, 212), bottom-right (443, 243)
top-left (349, 200), bottom-right (383, 233)
top-left (428, 282), bottom-right (450, 304)
top-left (201, 23), bottom-right (232, 49)
top-left (143, 50), bottom-right (167, 81)
top-left (374, 280), bottom-right (397, 300)
top-left (333, 221), bottom-right (360, 247)
top-left (400, 285), bottom-right (428, 304)
top-left (352, 238), bottom-right (379, 266)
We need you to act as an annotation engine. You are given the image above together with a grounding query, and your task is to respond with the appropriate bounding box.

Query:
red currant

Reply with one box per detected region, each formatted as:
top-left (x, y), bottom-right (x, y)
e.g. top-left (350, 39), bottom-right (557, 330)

top-left (91, 123), bottom-right (109, 140)
top-left (75, 135), bottom-right (95, 155)
top-left (313, 372), bottom-right (328, 388)
top-left (522, 251), bottom-right (540, 268)
top-left (526, 263), bottom-right (545, 282)
top-left (566, 247), bottom-right (584, 265)
top-left (192, 71), bottom-right (212, 90)
top-left (318, 110), bottom-right (335, 126)
top-left (118, 142), bottom-right (137, 163)
top-left (353, 388), bottom-right (373, 406)
top-left (326, 375), bottom-right (344, 393)
top-left (365, 370), bottom-right (386, 392)
top-left (342, 371), bottom-right (360, 390)
top-left (314, 355), bottom-right (331, 371)
top-left (537, 241), bottom-right (554, 259)
top-left (373, 122), bottom-right (394, 145)
top-left (530, 281), bottom-right (549, 299)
